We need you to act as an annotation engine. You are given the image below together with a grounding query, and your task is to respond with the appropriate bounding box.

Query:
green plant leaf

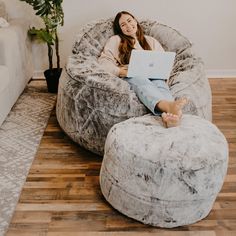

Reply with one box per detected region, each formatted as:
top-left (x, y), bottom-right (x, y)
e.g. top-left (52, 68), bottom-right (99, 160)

top-left (28, 27), bottom-right (54, 45)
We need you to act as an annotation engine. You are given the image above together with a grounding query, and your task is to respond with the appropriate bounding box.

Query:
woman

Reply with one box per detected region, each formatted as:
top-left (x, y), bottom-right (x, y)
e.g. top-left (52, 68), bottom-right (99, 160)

top-left (99, 11), bottom-right (187, 127)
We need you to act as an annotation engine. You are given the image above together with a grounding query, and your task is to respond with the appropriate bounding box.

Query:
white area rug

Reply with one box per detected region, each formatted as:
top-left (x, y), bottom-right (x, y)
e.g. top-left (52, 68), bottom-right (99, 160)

top-left (0, 81), bottom-right (56, 236)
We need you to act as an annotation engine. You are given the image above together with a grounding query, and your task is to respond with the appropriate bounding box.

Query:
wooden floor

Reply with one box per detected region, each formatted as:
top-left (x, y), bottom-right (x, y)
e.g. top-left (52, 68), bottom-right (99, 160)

top-left (7, 78), bottom-right (236, 236)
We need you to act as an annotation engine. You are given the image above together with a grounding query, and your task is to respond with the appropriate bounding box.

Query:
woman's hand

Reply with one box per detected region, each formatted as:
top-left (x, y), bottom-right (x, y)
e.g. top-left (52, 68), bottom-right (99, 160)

top-left (119, 65), bottom-right (128, 78)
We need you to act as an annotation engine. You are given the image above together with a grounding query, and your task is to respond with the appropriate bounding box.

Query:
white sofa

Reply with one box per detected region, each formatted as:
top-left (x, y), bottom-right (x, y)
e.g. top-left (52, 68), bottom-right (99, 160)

top-left (0, 1), bottom-right (33, 126)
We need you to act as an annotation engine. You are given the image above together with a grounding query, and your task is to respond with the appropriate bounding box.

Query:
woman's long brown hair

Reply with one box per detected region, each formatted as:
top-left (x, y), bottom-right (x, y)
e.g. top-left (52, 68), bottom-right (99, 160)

top-left (113, 11), bottom-right (151, 65)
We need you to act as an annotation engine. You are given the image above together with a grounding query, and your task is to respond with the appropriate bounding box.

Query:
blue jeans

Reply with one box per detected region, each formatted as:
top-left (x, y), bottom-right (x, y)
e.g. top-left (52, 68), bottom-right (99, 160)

top-left (124, 77), bottom-right (174, 115)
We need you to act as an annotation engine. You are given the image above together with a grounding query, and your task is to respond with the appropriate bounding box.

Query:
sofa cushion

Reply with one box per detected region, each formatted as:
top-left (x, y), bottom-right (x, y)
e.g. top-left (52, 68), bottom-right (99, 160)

top-left (0, 65), bottom-right (9, 92)
top-left (0, 65), bottom-right (11, 126)
top-left (0, 17), bottom-right (33, 126)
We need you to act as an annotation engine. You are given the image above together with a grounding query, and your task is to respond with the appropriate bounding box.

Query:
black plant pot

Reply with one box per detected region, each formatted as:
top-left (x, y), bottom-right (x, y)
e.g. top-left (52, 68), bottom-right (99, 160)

top-left (44, 68), bottom-right (62, 93)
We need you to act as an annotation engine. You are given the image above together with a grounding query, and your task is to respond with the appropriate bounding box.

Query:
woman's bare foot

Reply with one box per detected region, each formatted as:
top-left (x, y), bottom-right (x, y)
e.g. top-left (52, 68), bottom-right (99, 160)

top-left (167, 97), bottom-right (188, 116)
top-left (161, 112), bottom-right (180, 128)
top-left (157, 98), bottom-right (188, 128)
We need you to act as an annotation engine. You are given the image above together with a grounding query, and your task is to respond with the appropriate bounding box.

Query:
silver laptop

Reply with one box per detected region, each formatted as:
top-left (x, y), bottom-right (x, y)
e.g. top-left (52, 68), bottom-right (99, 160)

top-left (127, 50), bottom-right (176, 80)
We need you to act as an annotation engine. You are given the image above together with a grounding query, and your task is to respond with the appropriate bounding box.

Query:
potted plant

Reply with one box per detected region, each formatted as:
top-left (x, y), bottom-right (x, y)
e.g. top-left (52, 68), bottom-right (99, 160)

top-left (20, 0), bottom-right (64, 93)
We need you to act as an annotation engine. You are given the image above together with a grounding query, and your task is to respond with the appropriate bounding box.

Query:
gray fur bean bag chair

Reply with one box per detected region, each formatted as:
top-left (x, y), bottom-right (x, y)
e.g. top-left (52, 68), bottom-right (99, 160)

top-left (56, 18), bottom-right (212, 156)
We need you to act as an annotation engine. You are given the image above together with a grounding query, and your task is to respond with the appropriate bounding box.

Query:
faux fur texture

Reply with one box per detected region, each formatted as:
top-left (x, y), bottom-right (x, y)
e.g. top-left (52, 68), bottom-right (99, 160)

top-left (56, 18), bottom-right (212, 155)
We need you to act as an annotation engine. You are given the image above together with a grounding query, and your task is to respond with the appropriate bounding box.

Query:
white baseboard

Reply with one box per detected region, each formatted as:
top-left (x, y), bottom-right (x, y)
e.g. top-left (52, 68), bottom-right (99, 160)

top-left (32, 70), bottom-right (45, 79)
top-left (32, 69), bottom-right (236, 79)
top-left (206, 70), bottom-right (236, 78)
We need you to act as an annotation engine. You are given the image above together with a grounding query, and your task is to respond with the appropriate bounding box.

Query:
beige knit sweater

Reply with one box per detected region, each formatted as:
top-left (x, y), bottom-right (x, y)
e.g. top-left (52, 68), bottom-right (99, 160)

top-left (98, 35), bottom-right (164, 76)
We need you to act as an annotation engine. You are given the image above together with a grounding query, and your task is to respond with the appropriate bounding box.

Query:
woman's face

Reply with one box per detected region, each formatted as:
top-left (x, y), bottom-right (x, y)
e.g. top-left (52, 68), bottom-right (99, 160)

top-left (119, 13), bottom-right (138, 38)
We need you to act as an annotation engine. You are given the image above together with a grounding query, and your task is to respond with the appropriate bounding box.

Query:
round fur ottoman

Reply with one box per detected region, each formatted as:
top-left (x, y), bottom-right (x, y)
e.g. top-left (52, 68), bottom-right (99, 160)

top-left (99, 114), bottom-right (228, 228)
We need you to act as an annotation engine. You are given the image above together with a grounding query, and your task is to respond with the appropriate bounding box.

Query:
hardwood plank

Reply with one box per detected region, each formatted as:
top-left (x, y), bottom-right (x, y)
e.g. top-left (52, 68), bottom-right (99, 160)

top-left (6, 78), bottom-right (236, 235)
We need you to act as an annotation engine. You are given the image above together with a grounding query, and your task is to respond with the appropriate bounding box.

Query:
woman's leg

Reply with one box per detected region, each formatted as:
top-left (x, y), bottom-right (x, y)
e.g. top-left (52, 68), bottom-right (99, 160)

top-left (151, 79), bottom-right (187, 116)
top-left (124, 77), bottom-right (187, 127)
top-left (124, 77), bottom-right (174, 115)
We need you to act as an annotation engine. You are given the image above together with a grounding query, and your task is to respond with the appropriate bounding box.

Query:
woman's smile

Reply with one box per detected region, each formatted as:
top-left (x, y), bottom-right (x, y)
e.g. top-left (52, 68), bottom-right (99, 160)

top-left (119, 14), bottom-right (138, 37)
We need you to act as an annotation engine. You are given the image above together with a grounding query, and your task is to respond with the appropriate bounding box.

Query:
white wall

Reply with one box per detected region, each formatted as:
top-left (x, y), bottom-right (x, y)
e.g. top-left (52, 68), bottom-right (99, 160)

top-left (4, 0), bottom-right (236, 77)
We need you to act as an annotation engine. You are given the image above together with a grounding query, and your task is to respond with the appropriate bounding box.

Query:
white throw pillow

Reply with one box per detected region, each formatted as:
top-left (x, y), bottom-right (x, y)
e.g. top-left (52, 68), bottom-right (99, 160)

top-left (0, 16), bottom-right (9, 27)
